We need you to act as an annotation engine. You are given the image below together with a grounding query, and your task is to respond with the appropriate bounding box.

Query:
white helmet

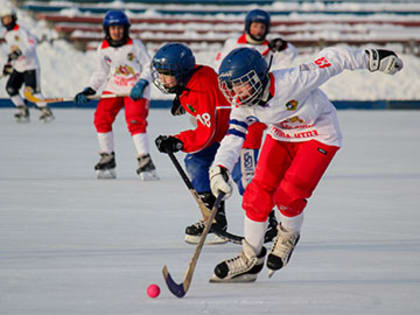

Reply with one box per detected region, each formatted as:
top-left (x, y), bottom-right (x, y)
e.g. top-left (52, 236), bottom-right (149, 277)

top-left (0, 7), bottom-right (16, 19)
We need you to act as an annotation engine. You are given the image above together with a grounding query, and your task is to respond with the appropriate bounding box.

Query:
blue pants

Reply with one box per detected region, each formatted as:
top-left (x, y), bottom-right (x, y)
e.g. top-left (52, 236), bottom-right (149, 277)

top-left (184, 142), bottom-right (220, 193)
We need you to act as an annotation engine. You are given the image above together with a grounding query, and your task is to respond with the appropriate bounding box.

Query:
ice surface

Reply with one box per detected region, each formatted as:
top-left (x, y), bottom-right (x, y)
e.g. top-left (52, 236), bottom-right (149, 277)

top-left (1, 109), bottom-right (419, 314)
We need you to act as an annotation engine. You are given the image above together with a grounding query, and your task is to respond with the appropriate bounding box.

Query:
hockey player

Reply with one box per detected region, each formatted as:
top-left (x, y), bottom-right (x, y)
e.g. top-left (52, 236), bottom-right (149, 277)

top-left (215, 8), bottom-right (297, 71)
top-left (215, 8), bottom-right (299, 241)
top-left (209, 47), bottom-right (403, 282)
top-left (134, 42), bottom-right (231, 244)
top-left (1, 6), bottom-right (54, 122)
top-left (74, 10), bottom-right (158, 180)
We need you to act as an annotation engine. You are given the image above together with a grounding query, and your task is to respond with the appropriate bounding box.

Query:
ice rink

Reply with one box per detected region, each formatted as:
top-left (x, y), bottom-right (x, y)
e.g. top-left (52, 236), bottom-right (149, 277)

top-left (1, 108), bottom-right (419, 314)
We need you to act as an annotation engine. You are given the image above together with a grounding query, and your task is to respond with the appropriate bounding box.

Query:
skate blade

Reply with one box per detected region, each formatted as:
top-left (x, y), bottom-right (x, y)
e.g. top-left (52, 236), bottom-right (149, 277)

top-left (40, 116), bottom-right (55, 123)
top-left (96, 169), bottom-right (116, 179)
top-left (184, 233), bottom-right (228, 245)
top-left (268, 269), bottom-right (276, 278)
top-left (209, 273), bottom-right (258, 283)
top-left (138, 170), bottom-right (159, 181)
top-left (15, 117), bottom-right (30, 123)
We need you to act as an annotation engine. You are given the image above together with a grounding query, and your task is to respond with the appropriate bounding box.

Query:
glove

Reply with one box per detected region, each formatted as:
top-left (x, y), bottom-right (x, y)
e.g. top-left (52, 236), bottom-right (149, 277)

top-left (74, 87), bottom-right (96, 105)
top-left (209, 165), bottom-right (232, 199)
top-left (268, 38), bottom-right (288, 53)
top-left (2, 63), bottom-right (13, 76)
top-left (365, 49), bottom-right (403, 75)
top-left (8, 49), bottom-right (22, 61)
top-left (155, 135), bottom-right (184, 153)
top-left (130, 79), bottom-right (149, 100)
top-left (170, 96), bottom-right (186, 116)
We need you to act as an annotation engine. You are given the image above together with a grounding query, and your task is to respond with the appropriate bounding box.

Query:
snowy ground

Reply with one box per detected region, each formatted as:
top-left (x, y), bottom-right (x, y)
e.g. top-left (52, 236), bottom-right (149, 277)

top-left (0, 108), bottom-right (419, 314)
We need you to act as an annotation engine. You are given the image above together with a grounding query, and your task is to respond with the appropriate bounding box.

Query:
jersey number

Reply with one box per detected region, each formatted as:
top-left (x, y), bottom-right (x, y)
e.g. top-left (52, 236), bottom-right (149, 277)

top-left (196, 113), bottom-right (211, 127)
top-left (314, 57), bottom-right (331, 68)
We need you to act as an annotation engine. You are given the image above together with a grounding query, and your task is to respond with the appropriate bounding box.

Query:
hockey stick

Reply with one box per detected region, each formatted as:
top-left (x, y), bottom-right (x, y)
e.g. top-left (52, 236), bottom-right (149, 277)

top-left (167, 152), bottom-right (243, 244)
top-left (162, 191), bottom-right (225, 298)
top-left (23, 87), bottom-right (129, 104)
top-left (167, 152), bottom-right (211, 220)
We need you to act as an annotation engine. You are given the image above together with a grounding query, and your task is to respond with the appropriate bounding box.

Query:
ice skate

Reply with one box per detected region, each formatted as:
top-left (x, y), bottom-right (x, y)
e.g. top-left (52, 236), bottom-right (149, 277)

top-left (136, 154), bottom-right (159, 181)
top-left (39, 106), bottom-right (54, 123)
top-left (210, 239), bottom-right (266, 283)
top-left (264, 210), bottom-right (278, 243)
top-left (14, 105), bottom-right (30, 123)
top-left (267, 224), bottom-right (300, 278)
top-left (94, 152), bottom-right (116, 179)
top-left (185, 192), bottom-right (228, 245)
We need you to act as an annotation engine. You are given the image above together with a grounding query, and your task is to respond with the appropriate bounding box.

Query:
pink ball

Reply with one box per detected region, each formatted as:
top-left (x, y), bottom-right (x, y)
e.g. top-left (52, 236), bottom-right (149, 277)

top-left (146, 284), bottom-right (160, 298)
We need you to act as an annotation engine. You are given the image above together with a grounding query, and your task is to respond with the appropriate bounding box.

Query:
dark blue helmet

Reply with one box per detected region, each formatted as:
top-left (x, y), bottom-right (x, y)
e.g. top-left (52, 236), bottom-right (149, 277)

top-left (103, 10), bottom-right (130, 47)
top-left (218, 47), bottom-right (268, 106)
top-left (151, 43), bottom-right (196, 94)
top-left (245, 9), bottom-right (271, 42)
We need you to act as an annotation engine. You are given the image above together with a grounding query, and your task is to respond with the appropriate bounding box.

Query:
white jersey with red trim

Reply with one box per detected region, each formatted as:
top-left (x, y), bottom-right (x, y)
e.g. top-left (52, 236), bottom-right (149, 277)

top-left (213, 47), bottom-right (369, 172)
top-left (4, 24), bottom-right (39, 72)
top-left (88, 38), bottom-right (152, 98)
top-left (215, 33), bottom-right (297, 71)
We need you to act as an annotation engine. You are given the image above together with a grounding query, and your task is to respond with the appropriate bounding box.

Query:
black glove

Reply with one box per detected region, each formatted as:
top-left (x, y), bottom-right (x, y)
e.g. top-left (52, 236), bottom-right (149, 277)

top-left (155, 135), bottom-right (184, 153)
top-left (8, 49), bottom-right (22, 61)
top-left (365, 49), bottom-right (403, 75)
top-left (74, 87), bottom-right (96, 105)
top-left (2, 63), bottom-right (13, 76)
top-left (170, 96), bottom-right (186, 116)
top-left (268, 38), bottom-right (288, 53)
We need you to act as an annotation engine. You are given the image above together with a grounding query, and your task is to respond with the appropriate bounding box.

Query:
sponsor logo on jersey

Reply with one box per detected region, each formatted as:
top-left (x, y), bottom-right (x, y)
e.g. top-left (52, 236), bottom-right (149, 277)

top-left (285, 99), bottom-right (298, 111)
top-left (127, 52), bottom-right (134, 61)
top-left (104, 55), bottom-right (112, 64)
top-left (115, 65), bottom-right (136, 76)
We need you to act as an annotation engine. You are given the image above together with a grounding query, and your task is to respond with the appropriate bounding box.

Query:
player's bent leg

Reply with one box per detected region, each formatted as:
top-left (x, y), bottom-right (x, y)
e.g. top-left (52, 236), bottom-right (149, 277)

top-left (210, 239), bottom-right (266, 283)
top-left (184, 192), bottom-right (228, 245)
top-left (183, 144), bottom-right (227, 245)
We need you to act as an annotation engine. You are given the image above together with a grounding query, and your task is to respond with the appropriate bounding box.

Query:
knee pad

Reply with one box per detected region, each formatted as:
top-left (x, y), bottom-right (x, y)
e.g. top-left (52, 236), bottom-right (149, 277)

top-left (6, 86), bottom-right (19, 97)
top-left (242, 180), bottom-right (274, 222)
top-left (127, 118), bottom-right (147, 135)
top-left (273, 180), bottom-right (307, 217)
top-left (94, 111), bottom-right (113, 133)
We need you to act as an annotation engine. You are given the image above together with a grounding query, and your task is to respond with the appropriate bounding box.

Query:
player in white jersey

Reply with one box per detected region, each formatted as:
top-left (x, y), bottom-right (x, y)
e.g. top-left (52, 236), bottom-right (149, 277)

top-left (74, 10), bottom-right (158, 180)
top-left (1, 7), bottom-right (54, 122)
top-left (215, 8), bottom-right (297, 72)
top-left (208, 46), bottom-right (403, 282)
top-left (215, 8), bottom-right (298, 242)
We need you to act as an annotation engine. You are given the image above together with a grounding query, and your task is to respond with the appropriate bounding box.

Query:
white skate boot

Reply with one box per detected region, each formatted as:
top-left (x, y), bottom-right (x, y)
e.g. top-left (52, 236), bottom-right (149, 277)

top-left (267, 224), bottom-right (300, 278)
top-left (94, 152), bottom-right (116, 179)
top-left (136, 154), bottom-right (159, 181)
top-left (209, 239), bottom-right (266, 283)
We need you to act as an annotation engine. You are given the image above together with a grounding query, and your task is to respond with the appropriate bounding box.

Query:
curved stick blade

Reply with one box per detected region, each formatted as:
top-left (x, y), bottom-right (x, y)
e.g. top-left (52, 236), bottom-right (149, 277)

top-left (162, 265), bottom-right (186, 298)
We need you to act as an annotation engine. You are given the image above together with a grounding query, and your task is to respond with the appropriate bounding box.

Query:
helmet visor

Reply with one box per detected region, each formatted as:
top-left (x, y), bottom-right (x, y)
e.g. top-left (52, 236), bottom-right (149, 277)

top-left (219, 70), bottom-right (263, 106)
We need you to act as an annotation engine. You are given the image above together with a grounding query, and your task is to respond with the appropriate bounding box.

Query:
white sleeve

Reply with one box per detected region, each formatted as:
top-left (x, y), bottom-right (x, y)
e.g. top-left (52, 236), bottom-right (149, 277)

top-left (271, 42), bottom-right (298, 70)
top-left (212, 109), bottom-right (250, 172)
top-left (214, 37), bottom-right (238, 71)
top-left (135, 39), bottom-right (152, 83)
top-left (88, 47), bottom-right (109, 91)
top-left (282, 47), bottom-right (368, 97)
